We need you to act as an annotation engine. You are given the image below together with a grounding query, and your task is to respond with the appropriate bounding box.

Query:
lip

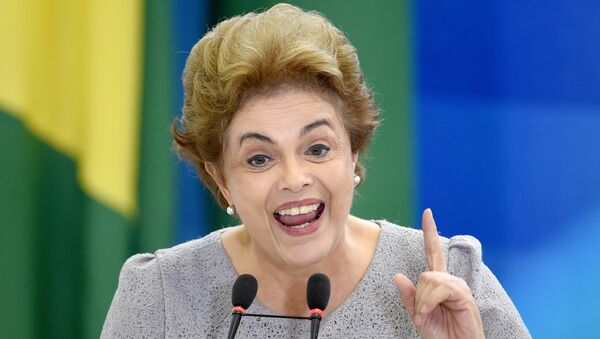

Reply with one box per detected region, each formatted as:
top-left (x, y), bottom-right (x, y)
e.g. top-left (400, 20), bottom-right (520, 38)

top-left (273, 198), bottom-right (325, 237)
top-left (274, 207), bottom-right (324, 237)
top-left (274, 198), bottom-right (324, 213)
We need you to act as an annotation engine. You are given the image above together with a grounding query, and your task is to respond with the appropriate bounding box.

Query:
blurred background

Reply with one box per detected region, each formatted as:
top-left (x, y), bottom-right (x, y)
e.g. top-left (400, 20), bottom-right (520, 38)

top-left (1, 0), bottom-right (598, 337)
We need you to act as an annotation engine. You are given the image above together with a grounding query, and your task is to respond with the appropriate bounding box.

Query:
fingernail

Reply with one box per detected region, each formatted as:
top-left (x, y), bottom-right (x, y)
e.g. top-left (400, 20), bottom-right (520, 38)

top-left (420, 304), bottom-right (428, 313)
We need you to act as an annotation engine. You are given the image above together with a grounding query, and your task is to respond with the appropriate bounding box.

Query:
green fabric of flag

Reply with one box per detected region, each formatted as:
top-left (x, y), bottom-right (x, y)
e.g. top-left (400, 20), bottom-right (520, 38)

top-left (0, 0), bottom-right (175, 337)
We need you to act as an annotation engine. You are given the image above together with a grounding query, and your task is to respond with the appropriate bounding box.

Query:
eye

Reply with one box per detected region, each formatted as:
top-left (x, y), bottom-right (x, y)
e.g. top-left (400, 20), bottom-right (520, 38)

top-left (306, 144), bottom-right (330, 158)
top-left (247, 154), bottom-right (271, 167)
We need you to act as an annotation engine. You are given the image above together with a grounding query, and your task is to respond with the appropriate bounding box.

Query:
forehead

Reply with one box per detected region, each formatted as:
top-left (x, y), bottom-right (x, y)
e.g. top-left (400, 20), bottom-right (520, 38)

top-left (227, 89), bottom-right (345, 139)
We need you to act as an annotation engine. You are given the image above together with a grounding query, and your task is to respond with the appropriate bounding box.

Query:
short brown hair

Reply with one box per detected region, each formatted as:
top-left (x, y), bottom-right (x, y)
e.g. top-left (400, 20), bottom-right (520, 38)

top-left (172, 3), bottom-right (379, 208)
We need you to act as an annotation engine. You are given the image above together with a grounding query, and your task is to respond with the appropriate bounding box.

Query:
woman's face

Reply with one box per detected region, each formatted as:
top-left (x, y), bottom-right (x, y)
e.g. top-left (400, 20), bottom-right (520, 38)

top-left (212, 88), bottom-right (358, 268)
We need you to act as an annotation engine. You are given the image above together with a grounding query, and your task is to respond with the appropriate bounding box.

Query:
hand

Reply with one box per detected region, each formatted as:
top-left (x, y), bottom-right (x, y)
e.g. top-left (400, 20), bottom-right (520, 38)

top-left (394, 209), bottom-right (484, 339)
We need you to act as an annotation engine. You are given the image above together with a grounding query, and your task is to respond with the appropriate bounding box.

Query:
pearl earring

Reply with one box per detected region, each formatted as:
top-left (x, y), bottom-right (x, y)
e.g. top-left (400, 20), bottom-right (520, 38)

top-left (226, 205), bottom-right (235, 216)
top-left (353, 174), bottom-right (361, 186)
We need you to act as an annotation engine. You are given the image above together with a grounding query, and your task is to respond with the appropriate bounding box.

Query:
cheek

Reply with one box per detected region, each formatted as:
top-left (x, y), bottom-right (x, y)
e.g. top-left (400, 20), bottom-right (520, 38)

top-left (228, 172), bottom-right (273, 213)
top-left (322, 164), bottom-right (355, 206)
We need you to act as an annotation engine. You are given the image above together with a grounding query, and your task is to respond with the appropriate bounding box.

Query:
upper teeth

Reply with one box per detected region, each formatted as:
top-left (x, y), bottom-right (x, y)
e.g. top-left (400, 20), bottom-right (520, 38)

top-left (277, 203), bottom-right (319, 216)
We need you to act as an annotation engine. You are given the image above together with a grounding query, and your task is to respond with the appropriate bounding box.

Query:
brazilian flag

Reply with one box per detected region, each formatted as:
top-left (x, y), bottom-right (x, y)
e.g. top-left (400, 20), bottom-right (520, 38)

top-left (0, 1), bottom-right (182, 337)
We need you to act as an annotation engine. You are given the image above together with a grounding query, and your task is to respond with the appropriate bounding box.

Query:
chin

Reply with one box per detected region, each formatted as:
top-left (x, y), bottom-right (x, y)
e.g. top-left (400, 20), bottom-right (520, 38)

top-left (278, 247), bottom-right (329, 268)
top-left (274, 230), bottom-right (339, 269)
top-left (260, 204), bottom-right (348, 269)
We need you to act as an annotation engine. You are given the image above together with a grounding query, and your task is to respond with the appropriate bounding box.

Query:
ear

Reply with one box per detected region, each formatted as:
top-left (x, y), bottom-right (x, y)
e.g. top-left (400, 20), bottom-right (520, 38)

top-left (205, 162), bottom-right (232, 204)
top-left (352, 152), bottom-right (359, 170)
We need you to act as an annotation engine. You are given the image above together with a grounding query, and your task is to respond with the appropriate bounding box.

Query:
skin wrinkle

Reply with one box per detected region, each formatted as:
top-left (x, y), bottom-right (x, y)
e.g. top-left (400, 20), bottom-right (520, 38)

top-left (223, 89), bottom-right (354, 262)
top-left (173, 4), bottom-right (379, 209)
top-left (210, 88), bottom-right (379, 316)
top-left (230, 84), bottom-right (352, 164)
top-left (236, 120), bottom-right (340, 171)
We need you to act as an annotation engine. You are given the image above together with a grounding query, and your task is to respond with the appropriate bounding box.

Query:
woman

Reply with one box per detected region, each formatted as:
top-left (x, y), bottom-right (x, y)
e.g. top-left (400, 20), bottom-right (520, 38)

top-left (102, 3), bottom-right (530, 338)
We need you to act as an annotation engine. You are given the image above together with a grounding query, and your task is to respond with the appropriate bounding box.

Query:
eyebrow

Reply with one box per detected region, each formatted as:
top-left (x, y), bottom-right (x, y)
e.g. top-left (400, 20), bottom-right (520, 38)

top-left (238, 119), bottom-right (333, 146)
top-left (239, 132), bottom-right (273, 146)
top-left (300, 119), bottom-right (332, 136)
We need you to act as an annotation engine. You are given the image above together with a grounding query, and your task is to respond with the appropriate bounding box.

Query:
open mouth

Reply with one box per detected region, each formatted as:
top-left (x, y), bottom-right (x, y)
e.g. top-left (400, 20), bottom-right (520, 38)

top-left (273, 203), bottom-right (325, 229)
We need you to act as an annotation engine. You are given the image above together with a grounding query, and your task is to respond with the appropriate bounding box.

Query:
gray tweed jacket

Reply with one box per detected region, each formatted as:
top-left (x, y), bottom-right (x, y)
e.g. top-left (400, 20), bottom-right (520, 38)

top-left (101, 221), bottom-right (531, 338)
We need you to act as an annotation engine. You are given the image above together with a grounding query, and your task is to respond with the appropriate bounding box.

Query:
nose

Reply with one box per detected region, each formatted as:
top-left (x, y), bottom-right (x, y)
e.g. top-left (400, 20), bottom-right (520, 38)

top-left (277, 157), bottom-right (312, 192)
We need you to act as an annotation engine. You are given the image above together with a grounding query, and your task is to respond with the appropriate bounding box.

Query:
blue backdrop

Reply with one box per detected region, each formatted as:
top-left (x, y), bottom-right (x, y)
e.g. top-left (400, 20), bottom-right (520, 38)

top-left (172, 0), bottom-right (213, 243)
top-left (414, 1), bottom-right (600, 337)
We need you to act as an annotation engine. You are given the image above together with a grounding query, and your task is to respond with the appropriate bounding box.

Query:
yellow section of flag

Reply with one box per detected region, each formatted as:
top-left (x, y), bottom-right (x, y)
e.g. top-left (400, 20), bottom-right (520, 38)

top-left (0, 0), bottom-right (143, 217)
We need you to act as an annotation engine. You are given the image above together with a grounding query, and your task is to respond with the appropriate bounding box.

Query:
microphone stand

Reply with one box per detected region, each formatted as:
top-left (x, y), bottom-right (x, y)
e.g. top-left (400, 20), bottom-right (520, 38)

top-left (310, 315), bottom-right (321, 339)
top-left (308, 309), bottom-right (324, 339)
top-left (243, 313), bottom-right (310, 320)
top-left (227, 307), bottom-right (245, 339)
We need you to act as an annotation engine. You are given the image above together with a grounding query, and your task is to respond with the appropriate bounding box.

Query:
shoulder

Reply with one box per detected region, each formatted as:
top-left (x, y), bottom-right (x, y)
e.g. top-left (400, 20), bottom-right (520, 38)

top-left (116, 227), bottom-right (231, 281)
top-left (103, 227), bottom-right (238, 337)
top-left (112, 226), bottom-right (233, 293)
top-left (150, 227), bottom-right (239, 301)
top-left (154, 227), bottom-right (229, 270)
top-left (377, 219), bottom-right (481, 252)
top-left (375, 220), bottom-right (530, 337)
top-left (375, 220), bottom-right (483, 281)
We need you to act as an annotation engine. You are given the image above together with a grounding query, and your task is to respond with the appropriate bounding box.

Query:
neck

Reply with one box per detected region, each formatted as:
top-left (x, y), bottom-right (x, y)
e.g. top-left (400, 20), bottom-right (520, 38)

top-left (222, 215), bottom-right (380, 316)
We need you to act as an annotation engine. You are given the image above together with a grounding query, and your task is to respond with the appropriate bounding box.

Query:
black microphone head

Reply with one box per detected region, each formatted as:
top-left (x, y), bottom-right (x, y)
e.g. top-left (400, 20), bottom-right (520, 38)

top-left (306, 273), bottom-right (330, 311)
top-left (232, 274), bottom-right (258, 309)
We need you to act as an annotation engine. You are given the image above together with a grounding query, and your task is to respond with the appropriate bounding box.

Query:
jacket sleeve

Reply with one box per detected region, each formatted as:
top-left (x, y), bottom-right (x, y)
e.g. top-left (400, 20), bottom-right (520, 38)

top-left (101, 253), bottom-right (165, 338)
top-left (447, 235), bottom-right (532, 339)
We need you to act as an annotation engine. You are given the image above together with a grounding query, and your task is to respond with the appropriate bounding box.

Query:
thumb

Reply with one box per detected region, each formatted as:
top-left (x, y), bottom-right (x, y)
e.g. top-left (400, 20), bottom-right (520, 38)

top-left (394, 273), bottom-right (416, 318)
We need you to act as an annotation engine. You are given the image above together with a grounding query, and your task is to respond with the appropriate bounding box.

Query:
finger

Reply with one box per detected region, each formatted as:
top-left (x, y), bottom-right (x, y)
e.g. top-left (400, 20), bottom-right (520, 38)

top-left (414, 272), bottom-right (468, 328)
top-left (417, 274), bottom-right (473, 314)
top-left (414, 272), bottom-right (437, 317)
top-left (394, 273), bottom-right (416, 318)
top-left (419, 282), bottom-right (455, 315)
top-left (422, 208), bottom-right (447, 272)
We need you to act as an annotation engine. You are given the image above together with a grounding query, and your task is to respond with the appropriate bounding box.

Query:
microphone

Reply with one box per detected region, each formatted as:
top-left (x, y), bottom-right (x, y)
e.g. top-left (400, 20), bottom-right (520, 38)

top-left (227, 274), bottom-right (258, 339)
top-left (306, 273), bottom-right (330, 339)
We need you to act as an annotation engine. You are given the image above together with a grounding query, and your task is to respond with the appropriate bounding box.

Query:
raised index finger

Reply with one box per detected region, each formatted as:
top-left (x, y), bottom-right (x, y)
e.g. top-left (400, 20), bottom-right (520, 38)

top-left (422, 208), bottom-right (447, 272)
